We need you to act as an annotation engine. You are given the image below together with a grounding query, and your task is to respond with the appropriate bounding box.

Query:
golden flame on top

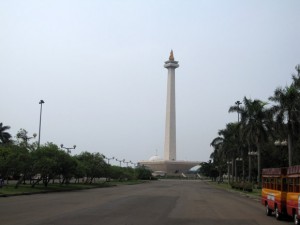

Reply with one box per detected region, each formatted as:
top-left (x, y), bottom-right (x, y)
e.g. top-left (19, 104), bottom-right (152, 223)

top-left (169, 50), bottom-right (174, 61)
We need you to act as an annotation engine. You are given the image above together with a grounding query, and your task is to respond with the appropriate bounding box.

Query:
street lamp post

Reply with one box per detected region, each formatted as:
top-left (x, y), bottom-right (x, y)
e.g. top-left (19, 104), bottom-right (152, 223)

top-left (115, 158), bottom-right (122, 167)
top-left (60, 144), bottom-right (76, 154)
top-left (38, 100), bottom-right (45, 149)
top-left (235, 100), bottom-right (243, 182)
top-left (123, 160), bottom-right (131, 167)
top-left (235, 100), bottom-right (244, 181)
top-left (248, 151), bottom-right (258, 182)
top-left (105, 156), bottom-right (115, 165)
top-left (235, 100), bottom-right (242, 123)
top-left (275, 140), bottom-right (288, 166)
top-left (235, 157), bottom-right (243, 182)
top-left (227, 161), bottom-right (232, 184)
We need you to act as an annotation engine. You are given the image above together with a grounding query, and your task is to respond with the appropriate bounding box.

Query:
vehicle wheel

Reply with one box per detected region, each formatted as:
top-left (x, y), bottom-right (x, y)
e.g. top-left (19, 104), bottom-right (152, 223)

top-left (295, 214), bottom-right (299, 225)
top-left (266, 204), bottom-right (272, 216)
top-left (275, 207), bottom-right (281, 220)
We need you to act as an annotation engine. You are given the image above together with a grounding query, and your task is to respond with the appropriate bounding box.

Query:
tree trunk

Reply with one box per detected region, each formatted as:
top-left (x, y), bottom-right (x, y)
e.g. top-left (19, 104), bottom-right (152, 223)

top-left (89, 177), bottom-right (94, 184)
top-left (15, 175), bottom-right (24, 188)
top-left (227, 163), bottom-right (230, 184)
top-left (257, 141), bottom-right (261, 187)
top-left (31, 178), bottom-right (42, 188)
top-left (242, 150), bottom-right (245, 182)
top-left (235, 158), bottom-right (237, 182)
top-left (231, 158), bottom-right (234, 182)
top-left (44, 176), bottom-right (50, 187)
top-left (248, 155), bottom-right (251, 182)
top-left (288, 133), bottom-right (292, 166)
top-left (247, 140), bottom-right (251, 182)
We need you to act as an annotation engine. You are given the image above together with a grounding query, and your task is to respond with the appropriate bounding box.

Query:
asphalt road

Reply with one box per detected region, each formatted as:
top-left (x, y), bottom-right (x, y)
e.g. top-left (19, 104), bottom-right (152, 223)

top-left (0, 180), bottom-right (287, 225)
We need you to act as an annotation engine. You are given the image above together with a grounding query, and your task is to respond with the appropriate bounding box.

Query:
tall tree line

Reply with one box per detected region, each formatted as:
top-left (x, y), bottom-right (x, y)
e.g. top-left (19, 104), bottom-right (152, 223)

top-left (0, 128), bottom-right (152, 188)
top-left (207, 65), bottom-right (300, 185)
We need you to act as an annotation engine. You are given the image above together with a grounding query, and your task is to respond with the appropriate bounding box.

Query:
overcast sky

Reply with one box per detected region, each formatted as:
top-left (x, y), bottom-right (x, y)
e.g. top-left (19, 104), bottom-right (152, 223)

top-left (1, 1), bottom-right (299, 166)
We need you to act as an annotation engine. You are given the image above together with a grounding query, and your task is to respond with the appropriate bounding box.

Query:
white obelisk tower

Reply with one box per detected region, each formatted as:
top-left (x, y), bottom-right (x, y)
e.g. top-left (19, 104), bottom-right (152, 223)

top-left (164, 50), bottom-right (179, 161)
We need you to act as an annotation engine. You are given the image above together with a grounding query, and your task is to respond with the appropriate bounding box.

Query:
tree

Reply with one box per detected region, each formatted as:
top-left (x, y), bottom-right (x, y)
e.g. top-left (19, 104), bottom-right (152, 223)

top-left (107, 165), bottom-right (136, 181)
top-left (75, 152), bottom-right (107, 184)
top-left (292, 64), bottom-right (300, 88)
top-left (73, 159), bottom-right (86, 183)
top-left (269, 85), bottom-right (300, 166)
top-left (0, 145), bottom-right (13, 182)
top-left (199, 161), bottom-right (213, 177)
top-left (210, 136), bottom-right (226, 181)
top-left (16, 128), bottom-right (37, 150)
top-left (199, 161), bottom-right (218, 180)
top-left (56, 150), bottom-right (77, 184)
top-left (9, 145), bottom-right (32, 188)
top-left (211, 123), bottom-right (240, 182)
top-left (230, 97), bottom-right (271, 185)
top-left (0, 123), bottom-right (12, 144)
top-left (30, 143), bottom-right (62, 187)
top-left (135, 166), bottom-right (153, 180)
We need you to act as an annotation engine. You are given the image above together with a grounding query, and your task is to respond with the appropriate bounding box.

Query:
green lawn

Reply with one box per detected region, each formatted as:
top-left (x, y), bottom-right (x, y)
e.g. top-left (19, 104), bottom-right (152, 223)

top-left (208, 181), bottom-right (261, 199)
top-left (0, 180), bottom-right (144, 197)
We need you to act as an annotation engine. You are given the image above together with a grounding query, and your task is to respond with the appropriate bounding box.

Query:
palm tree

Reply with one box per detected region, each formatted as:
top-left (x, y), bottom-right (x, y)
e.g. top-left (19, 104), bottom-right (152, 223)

top-left (292, 64), bottom-right (300, 88)
top-left (230, 97), bottom-right (271, 185)
top-left (269, 84), bottom-right (300, 166)
top-left (210, 136), bottom-right (225, 181)
top-left (0, 123), bottom-right (12, 144)
top-left (211, 123), bottom-right (239, 183)
top-left (228, 101), bottom-right (244, 181)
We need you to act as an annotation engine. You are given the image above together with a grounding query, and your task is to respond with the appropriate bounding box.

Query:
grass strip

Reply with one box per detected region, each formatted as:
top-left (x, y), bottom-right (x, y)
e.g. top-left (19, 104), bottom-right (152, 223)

top-left (207, 180), bottom-right (261, 199)
top-left (0, 180), bottom-right (144, 197)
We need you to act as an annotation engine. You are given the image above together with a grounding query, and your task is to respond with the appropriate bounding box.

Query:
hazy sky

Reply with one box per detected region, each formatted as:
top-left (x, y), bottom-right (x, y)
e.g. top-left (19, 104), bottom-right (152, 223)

top-left (1, 1), bottom-right (299, 166)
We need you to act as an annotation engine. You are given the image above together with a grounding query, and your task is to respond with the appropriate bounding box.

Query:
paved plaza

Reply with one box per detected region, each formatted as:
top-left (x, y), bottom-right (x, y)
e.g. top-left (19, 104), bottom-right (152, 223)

top-left (0, 180), bottom-right (284, 225)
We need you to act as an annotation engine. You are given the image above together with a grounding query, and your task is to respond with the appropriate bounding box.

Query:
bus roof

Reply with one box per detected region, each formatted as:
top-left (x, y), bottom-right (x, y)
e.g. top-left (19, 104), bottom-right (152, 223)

top-left (262, 167), bottom-right (287, 176)
top-left (287, 165), bottom-right (300, 175)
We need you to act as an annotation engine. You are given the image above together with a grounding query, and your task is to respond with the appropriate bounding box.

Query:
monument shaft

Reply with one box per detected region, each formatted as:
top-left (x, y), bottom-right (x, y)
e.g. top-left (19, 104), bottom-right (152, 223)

top-left (138, 52), bottom-right (200, 175)
top-left (164, 51), bottom-right (179, 161)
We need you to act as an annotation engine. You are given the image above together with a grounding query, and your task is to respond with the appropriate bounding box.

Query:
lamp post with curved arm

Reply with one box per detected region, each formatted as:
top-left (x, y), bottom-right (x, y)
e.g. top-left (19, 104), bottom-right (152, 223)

top-left (60, 144), bottom-right (76, 154)
top-left (105, 156), bottom-right (115, 165)
top-left (38, 100), bottom-right (45, 149)
top-left (123, 160), bottom-right (131, 167)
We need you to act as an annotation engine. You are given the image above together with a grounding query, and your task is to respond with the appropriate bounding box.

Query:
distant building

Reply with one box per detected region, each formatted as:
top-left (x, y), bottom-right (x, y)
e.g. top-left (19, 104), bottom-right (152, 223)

top-left (139, 156), bottom-right (199, 176)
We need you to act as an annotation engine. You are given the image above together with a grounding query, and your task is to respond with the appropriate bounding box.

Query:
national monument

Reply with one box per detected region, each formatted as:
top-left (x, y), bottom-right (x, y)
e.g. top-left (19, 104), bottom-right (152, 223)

top-left (138, 51), bottom-right (199, 175)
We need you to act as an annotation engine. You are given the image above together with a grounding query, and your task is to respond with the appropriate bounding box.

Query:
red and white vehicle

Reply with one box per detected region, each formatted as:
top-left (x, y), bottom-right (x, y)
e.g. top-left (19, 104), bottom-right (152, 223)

top-left (261, 167), bottom-right (287, 220)
top-left (286, 165), bottom-right (300, 224)
top-left (261, 165), bottom-right (300, 224)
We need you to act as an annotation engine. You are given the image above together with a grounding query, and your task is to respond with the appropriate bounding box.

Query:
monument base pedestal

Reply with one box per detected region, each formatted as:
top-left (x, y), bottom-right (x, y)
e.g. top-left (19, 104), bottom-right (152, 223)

top-left (138, 160), bottom-right (200, 176)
